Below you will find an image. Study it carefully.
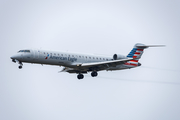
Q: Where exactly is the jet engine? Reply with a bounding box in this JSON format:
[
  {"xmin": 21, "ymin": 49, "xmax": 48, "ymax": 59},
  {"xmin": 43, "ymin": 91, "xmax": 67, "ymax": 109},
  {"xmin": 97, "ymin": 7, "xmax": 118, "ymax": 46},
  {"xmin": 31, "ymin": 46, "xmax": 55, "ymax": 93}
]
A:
[{"xmin": 113, "ymin": 54, "xmax": 126, "ymax": 60}]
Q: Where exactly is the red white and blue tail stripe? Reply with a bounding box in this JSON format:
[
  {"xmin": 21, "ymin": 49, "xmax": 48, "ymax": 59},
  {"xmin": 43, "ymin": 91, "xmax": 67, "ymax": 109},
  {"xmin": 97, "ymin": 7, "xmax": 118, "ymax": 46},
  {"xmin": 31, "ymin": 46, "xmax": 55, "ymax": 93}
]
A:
[
  {"xmin": 127, "ymin": 48, "xmax": 144, "ymax": 59},
  {"xmin": 125, "ymin": 43, "xmax": 145, "ymax": 66}
]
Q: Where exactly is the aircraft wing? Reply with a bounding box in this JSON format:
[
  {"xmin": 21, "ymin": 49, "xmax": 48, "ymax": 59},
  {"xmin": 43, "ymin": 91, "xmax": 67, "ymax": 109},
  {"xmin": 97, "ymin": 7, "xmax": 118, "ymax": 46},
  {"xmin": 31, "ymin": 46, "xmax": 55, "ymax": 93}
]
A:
[
  {"xmin": 61, "ymin": 58, "xmax": 133, "ymax": 73},
  {"xmin": 77, "ymin": 58, "xmax": 133, "ymax": 67},
  {"xmin": 67, "ymin": 58, "xmax": 134, "ymax": 73}
]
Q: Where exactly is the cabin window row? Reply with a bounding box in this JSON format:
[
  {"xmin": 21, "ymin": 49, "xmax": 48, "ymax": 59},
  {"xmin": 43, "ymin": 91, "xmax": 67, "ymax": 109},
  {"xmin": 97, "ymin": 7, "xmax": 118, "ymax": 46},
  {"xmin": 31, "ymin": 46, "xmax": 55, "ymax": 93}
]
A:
[{"xmin": 43, "ymin": 52, "xmax": 109, "ymax": 61}]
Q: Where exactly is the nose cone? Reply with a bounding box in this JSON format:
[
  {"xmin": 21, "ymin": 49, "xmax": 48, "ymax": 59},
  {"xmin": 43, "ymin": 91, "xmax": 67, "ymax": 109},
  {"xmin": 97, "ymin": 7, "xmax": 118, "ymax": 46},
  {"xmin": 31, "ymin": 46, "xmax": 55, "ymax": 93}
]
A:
[
  {"xmin": 138, "ymin": 62, "xmax": 141, "ymax": 66},
  {"xmin": 10, "ymin": 54, "xmax": 22, "ymax": 60}
]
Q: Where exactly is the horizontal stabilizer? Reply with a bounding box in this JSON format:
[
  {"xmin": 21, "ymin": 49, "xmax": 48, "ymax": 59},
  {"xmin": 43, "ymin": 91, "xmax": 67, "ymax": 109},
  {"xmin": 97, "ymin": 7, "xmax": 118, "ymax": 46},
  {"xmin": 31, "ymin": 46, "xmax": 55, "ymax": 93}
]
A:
[
  {"xmin": 127, "ymin": 43, "xmax": 165, "ymax": 59},
  {"xmin": 136, "ymin": 44, "xmax": 165, "ymax": 49}
]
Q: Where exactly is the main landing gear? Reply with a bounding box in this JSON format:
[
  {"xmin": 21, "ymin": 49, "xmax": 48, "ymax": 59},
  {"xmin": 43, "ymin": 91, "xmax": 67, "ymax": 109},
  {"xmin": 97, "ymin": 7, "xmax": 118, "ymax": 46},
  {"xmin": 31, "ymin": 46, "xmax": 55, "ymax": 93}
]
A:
[
  {"xmin": 77, "ymin": 71, "xmax": 98, "ymax": 79},
  {"xmin": 77, "ymin": 73, "xmax": 84, "ymax": 79},
  {"xmin": 91, "ymin": 71, "xmax": 98, "ymax": 77}
]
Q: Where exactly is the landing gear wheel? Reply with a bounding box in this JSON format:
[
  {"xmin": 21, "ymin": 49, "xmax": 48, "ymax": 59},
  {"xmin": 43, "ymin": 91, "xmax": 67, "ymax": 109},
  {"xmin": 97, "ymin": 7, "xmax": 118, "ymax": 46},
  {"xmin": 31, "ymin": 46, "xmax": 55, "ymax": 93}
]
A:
[
  {"xmin": 19, "ymin": 66, "xmax": 22, "ymax": 69},
  {"xmin": 77, "ymin": 74, "xmax": 84, "ymax": 79},
  {"xmin": 91, "ymin": 71, "xmax": 98, "ymax": 77}
]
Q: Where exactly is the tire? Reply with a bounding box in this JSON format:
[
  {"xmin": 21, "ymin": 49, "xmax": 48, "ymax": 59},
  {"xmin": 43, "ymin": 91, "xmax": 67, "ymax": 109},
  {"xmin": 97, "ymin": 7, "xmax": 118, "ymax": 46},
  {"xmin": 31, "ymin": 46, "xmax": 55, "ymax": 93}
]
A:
[
  {"xmin": 77, "ymin": 74, "xmax": 84, "ymax": 79},
  {"xmin": 91, "ymin": 71, "xmax": 98, "ymax": 77},
  {"xmin": 19, "ymin": 66, "xmax": 22, "ymax": 69}
]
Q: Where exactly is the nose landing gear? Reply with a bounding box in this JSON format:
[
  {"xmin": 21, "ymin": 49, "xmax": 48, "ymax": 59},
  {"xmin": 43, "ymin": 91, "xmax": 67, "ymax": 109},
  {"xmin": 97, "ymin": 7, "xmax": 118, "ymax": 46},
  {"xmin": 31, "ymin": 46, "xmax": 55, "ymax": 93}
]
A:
[
  {"xmin": 11, "ymin": 59, "xmax": 23, "ymax": 69},
  {"xmin": 18, "ymin": 62, "xmax": 23, "ymax": 69},
  {"xmin": 12, "ymin": 59, "xmax": 16, "ymax": 63},
  {"xmin": 17, "ymin": 61, "xmax": 23, "ymax": 69},
  {"xmin": 19, "ymin": 65, "xmax": 22, "ymax": 69}
]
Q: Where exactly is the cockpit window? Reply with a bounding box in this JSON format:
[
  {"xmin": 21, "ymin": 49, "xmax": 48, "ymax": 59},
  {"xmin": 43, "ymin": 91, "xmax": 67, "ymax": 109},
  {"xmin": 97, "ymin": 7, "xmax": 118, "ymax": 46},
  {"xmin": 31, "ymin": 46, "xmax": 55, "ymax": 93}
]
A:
[{"xmin": 18, "ymin": 50, "xmax": 30, "ymax": 53}]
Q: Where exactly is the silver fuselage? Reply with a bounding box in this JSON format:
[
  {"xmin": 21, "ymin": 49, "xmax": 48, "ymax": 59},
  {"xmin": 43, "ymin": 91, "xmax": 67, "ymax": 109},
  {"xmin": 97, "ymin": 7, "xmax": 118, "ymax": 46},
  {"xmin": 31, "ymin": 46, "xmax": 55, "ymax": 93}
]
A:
[{"xmin": 11, "ymin": 49, "xmax": 139, "ymax": 72}]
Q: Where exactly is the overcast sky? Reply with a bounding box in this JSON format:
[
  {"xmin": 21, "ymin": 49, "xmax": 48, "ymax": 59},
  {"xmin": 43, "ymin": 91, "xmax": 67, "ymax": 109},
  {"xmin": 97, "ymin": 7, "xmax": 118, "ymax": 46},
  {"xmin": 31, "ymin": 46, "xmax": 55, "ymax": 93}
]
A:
[{"xmin": 1, "ymin": 0, "xmax": 180, "ymax": 120}]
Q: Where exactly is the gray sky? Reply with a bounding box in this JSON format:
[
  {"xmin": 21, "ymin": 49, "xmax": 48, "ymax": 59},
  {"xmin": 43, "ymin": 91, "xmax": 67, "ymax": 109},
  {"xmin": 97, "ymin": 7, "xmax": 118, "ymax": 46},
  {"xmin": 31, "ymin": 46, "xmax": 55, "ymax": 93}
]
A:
[{"xmin": 1, "ymin": 0, "xmax": 180, "ymax": 120}]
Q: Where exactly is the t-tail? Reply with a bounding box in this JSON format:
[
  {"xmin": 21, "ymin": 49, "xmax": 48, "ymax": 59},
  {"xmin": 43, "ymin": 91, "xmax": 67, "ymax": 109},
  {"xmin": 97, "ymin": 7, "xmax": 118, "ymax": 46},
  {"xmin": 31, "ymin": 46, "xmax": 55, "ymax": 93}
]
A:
[{"xmin": 126, "ymin": 43, "xmax": 165, "ymax": 67}]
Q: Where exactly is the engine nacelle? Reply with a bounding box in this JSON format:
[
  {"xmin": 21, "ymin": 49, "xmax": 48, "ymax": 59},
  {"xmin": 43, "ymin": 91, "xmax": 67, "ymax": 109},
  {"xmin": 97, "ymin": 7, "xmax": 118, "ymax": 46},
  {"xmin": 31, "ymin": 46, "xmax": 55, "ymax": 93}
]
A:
[{"xmin": 113, "ymin": 54, "xmax": 126, "ymax": 60}]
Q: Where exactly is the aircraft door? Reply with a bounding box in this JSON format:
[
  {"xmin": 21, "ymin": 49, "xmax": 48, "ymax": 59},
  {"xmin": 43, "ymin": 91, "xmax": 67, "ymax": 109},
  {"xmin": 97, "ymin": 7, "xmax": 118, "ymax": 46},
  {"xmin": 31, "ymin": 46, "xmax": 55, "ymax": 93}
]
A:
[
  {"xmin": 33, "ymin": 50, "xmax": 39, "ymax": 60},
  {"xmin": 21, "ymin": 53, "xmax": 23, "ymax": 60}
]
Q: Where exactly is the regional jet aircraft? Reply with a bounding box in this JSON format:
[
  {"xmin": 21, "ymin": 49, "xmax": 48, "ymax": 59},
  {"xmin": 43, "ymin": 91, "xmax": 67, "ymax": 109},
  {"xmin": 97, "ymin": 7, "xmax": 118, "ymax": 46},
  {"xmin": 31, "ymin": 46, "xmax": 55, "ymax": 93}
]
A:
[{"xmin": 10, "ymin": 43, "xmax": 164, "ymax": 79}]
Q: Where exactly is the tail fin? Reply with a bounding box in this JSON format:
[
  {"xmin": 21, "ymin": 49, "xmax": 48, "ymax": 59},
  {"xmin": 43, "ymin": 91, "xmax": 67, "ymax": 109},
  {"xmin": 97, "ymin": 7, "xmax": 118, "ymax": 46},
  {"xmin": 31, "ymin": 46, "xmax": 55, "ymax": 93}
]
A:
[
  {"xmin": 126, "ymin": 43, "xmax": 165, "ymax": 66},
  {"xmin": 127, "ymin": 43, "xmax": 146, "ymax": 60}
]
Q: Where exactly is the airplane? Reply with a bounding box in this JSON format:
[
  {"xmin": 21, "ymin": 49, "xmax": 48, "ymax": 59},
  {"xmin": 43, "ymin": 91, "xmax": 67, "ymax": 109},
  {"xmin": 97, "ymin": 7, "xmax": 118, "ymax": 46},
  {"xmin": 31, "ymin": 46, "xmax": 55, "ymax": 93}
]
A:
[{"xmin": 10, "ymin": 43, "xmax": 164, "ymax": 79}]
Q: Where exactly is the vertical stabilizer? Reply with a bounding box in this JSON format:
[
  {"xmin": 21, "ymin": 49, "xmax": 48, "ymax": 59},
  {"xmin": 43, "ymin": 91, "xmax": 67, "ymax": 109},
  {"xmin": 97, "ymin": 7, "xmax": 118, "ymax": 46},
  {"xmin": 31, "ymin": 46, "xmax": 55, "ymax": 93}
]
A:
[
  {"xmin": 127, "ymin": 43, "xmax": 146, "ymax": 59},
  {"xmin": 126, "ymin": 43, "xmax": 165, "ymax": 66}
]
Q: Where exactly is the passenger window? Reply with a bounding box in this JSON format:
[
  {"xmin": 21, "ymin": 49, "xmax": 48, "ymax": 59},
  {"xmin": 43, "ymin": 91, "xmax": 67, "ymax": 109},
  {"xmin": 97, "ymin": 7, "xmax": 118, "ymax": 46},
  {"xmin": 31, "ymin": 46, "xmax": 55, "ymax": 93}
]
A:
[{"xmin": 61, "ymin": 54, "xmax": 63, "ymax": 56}]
